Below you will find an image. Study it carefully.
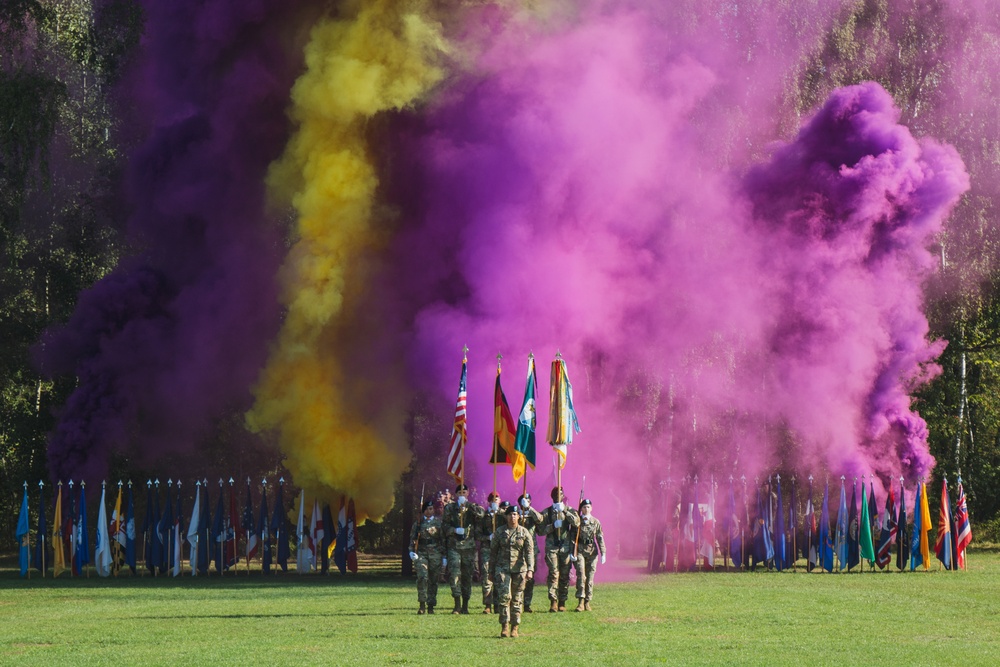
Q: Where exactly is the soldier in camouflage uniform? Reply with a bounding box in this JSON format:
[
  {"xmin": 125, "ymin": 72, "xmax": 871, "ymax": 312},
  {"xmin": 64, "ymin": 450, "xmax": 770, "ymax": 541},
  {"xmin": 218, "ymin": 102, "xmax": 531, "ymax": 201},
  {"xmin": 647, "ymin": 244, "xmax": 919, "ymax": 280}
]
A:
[
  {"xmin": 409, "ymin": 499, "xmax": 444, "ymax": 615},
  {"xmin": 490, "ymin": 505, "xmax": 535, "ymax": 638},
  {"xmin": 442, "ymin": 483, "xmax": 484, "ymax": 614},
  {"xmin": 568, "ymin": 498, "xmax": 606, "ymax": 611},
  {"xmin": 516, "ymin": 492, "xmax": 544, "ymax": 612},
  {"xmin": 477, "ymin": 492, "xmax": 503, "ymax": 613},
  {"xmin": 539, "ymin": 486, "xmax": 580, "ymax": 612}
]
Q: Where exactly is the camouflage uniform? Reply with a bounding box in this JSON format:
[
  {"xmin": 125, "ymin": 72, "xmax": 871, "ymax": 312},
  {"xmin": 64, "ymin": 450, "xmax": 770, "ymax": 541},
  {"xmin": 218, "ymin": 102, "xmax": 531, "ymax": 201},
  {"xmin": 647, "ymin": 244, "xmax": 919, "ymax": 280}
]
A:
[
  {"xmin": 540, "ymin": 503, "xmax": 580, "ymax": 608},
  {"xmin": 517, "ymin": 505, "xmax": 544, "ymax": 610},
  {"xmin": 569, "ymin": 513, "xmax": 606, "ymax": 603},
  {"xmin": 477, "ymin": 507, "xmax": 503, "ymax": 608},
  {"xmin": 409, "ymin": 515, "xmax": 444, "ymax": 610},
  {"xmin": 443, "ymin": 500, "xmax": 484, "ymax": 609},
  {"xmin": 490, "ymin": 522, "xmax": 535, "ymax": 631}
]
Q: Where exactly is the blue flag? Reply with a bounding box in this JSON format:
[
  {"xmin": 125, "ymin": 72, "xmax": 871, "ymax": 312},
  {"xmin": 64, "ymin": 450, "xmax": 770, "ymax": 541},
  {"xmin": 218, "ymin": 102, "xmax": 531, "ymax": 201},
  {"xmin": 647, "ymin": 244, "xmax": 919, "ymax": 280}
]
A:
[
  {"xmin": 334, "ymin": 497, "xmax": 347, "ymax": 574},
  {"xmin": 259, "ymin": 488, "xmax": 272, "ymax": 575},
  {"xmin": 151, "ymin": 486, "xmax": 163, "ymax": 574},
  {"xmin": 819, "ymin": 481, "xmax": 834, "ymax": 572},
  {"xmin": 160, "ymin": 486, "xmax": 174, "ymax": 573},
  {"xmin": 16, "ymin": 487, "xmax": 30, "ymax": 577},
  {"xmin": 125, "ymin": 486, "xmax": 136, "ymax": 573},
  {"xmin": 271, "ymin": 482, "xmax": 290, "ymax": 572},
  {"xmin": 75, "ymin": 484, "xmax": 90, "ymax": 572},
  {"xmin": 786, "ymin": 479, "xmax": 798, "ymax": 568},
  {"xmin": 910, "ymin": 483, "xmax": 923, "ymax": 570},
  {"xmin": 33, "ymin": 484, "xmax": 49, "ymax": 574},
  {"xmin": 752, "ymin": 485, "xmax": 774, "ymax": 567},
  {"xmin": 834, "ymin": 480, "xmax": 848, "ymax": 570},
  {"xmin": 774, "ymin": 478, "xmax": 786, "ymax": 572}
]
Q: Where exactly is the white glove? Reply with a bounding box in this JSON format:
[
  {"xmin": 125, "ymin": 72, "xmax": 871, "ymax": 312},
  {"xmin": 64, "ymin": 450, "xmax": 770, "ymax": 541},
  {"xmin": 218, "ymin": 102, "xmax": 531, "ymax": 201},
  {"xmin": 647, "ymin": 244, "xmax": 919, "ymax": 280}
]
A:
[
  {"xmin": 489, "ymin": 533, "xmax": 494, "ymax": 541},
  {"xmin": 553, "ymin": 502, "xmax": 564, "ymax": 512},
  {"xmin": 554, "ymin": 519, "xmax": 563, "ymax": 528},
  {"xmin": 455, "ymin": 526, "xmax": 465, "ymax": 536},
  {"xmin": 409, "ymin": 551, "xmax": 418, "ymax": 561},
  {"xmin": 569, "ymin": 554, "xmax": 577, "ymax": 562},
  {"xmin": 601, "ymin": 554, "xmax": 606, "ymax": 565},
  {"xmin": 442, "ymin": 558, "xmax": 447, "ymax": 567}
]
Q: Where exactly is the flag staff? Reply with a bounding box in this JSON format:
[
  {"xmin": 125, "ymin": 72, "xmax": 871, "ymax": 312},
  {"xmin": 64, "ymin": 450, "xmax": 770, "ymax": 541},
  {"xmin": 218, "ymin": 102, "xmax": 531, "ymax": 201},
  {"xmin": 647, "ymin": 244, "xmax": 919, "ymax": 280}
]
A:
[
  {"xmin": 462, "ymin": 345, "xmax": 468, "ymax": 486},
  {"xmin": 69, "ymin": 479, "xmax": 75, "ymax": 578},
  {"xmin": 219, "ymin": 478, "xmax": 224, "ymax": 576},
  {"xmin": 494, "ymin": 353, "xmax": 501, "ymax": 495},
  {"xmin": 555, "ymin": 350, "xmax": 562, "ymax": 493},
  {"xmin": 39, "ymin": 480, "xmax": 46, "ymax": 578},
  {"xmin": 25, "ymin": 481, "xmax": 31, "ymax": 580},
  {"xmin": 167, "ymin": 479, "xmax": 174, "ymax": 578},
  {"xmin": 177, "ymin": 479, "xmax": 183, "ymax": 576},
  {"xmin": 740, "ymin": 475, "xmax": 747, "ymax": 570},
  {"xmin": 725, "ymin": 475, "xmax": 732, "ymax": 571},
  {"xmin": 229, "ymin": 477, "xmax": 235, "ymax": 577},
  {"xmin": 807, "ymin": 475, "xmax": 813, "ymax": 574},
  {"xmin": 82, "ymin": 480, "xmax": 89, "ymax": 578},
  {"xmin": 246, "ymin": 477, "xmax": 252, "ymax": 576},
  {"xmin": 58, "ymin": 480, "xmax": 64, "ymax": 578},
  {"xmin": 858, "ymin": 476, "xmax": 864, "ymax": 574},
  {"xmin": 523, "ymin": 352, "xmax": 534, "ymax": 497},
  {"xmin": 114, "ymin": 481, "xmax": 122, "ymax": 577},
  {"xmin": 790, "ymin": 476, "xmax": 796, "ymax": 572}
]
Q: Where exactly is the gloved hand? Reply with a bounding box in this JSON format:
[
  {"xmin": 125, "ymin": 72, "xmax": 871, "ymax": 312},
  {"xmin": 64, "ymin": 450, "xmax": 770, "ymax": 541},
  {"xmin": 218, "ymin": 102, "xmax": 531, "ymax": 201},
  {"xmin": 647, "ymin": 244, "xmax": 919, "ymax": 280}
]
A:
[
  {"xmin": 601, "ymin": 554, "xmax": 606, "ymax": 565},
  {"xmin": 455, "ymin": 526, "xmax": 465, "ymax": 536},
  {"xmin": 554, "ymin": 519, "xmax": 563, "ymax": 529},
  {"xmin": 442, "ymin": 558, "xmax": 448, "ymax": 567},
  {"xmin": 569, "ymin": 554, "xmax": 577, "ymax": 562},
  {"xmin": 553, "ymin": 502, "xmax": 563, "ymax": 512},
  {"xmin": 409, "ymin": 551, "xmax": 418, "ymax": 561},
  {"xmin": 489, "ymin": 533, "xmax": 494, "ymax": 541}
]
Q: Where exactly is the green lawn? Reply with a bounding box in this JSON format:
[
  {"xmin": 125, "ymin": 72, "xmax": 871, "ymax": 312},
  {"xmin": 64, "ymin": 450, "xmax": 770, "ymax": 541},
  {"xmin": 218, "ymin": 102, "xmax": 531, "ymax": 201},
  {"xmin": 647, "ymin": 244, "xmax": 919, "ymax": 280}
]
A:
[{"xmin": 2, "ymin": 551, "xmax": 998, "ymax": 666}]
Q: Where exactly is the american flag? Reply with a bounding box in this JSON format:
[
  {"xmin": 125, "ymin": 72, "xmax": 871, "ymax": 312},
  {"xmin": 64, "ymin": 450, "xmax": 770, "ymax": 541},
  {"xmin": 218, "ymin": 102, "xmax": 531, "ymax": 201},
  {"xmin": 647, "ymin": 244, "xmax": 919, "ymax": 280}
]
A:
[
  {"xmin": 446, "ymin": 355, "xmax": 468, "ymax": 483},
  {"xmin": 875, "ymin": 485, "xmax": 897, "ymax": 569},
  {"xmin": 955, "ymin": 478, "xmax": 972, "ymax": 569}
]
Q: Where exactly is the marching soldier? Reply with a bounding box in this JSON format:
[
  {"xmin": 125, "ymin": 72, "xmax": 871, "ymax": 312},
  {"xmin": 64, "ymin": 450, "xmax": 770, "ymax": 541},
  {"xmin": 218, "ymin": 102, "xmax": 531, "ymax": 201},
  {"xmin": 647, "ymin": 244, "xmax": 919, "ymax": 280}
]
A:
[
  {"xmin": 442, "ymin": 483, "xmax": 484, "ymax": 614},
  {"xmin": 516, "ymin": 492, "xmax": 544, "ymax": 612},
  {"xmin": 569, "ymin": 498, "xmax": 606, "ymax": 611},
  {"xmin": 409, "ymin": 499, "xmax": 444, "ymax": 615},
  {"xmin": 477, "ymin": 492, "xmax": 503, "ymax": 613},
  {"xmin": 539, "ymin": 486, "xmax": 579, "ymax": 612},
  {"xmin": 490, "ymin": 505, "xmax": 535, "ymax": 638}
]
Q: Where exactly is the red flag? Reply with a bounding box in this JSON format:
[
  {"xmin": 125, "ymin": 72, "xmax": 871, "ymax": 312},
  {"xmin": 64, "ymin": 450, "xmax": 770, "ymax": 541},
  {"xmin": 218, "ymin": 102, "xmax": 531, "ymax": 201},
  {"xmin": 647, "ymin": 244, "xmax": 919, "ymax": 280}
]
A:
[
  {"xmin": 491, "ymin": 363, "xmax": 517, "ymax": 465},
  {"xmin": 955, "ymin": 479, "xmax": 972, "ymax": 569}
]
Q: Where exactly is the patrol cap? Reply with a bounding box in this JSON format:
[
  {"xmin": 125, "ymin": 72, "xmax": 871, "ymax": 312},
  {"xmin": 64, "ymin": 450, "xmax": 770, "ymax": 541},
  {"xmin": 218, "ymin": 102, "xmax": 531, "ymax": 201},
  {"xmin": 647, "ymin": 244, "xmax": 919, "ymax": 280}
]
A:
[{"xmin": 455, "ymin": 483, "xmax": 469, "ymax": 493}]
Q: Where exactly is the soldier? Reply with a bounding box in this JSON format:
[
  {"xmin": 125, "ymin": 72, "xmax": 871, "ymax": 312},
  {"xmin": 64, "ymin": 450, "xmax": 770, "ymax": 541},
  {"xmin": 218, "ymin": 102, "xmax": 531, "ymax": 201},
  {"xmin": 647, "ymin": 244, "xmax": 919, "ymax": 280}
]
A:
[
  {"xmin": 442, "ymin": 483, "xmax": 484, "ymax": 614},
  {"xmin": 539, "ymin": 486, "xmax": 579, "ymax": 612},
  {"xmin": 516, "ymin": 492, "xmax": 544, "ymax": 612},
  {"xmin": 490, "ymin": 504, "xmax": 535, "ymax": 638},
  {"xmin": 409, "ymin": 499, "xmax": 444, "ymax": 615},
  {"xmin": 477, "ymin": 492, "xmax": 503, "ymax": 613},
  {"xmin": 569, "ymin": 498, "xmax": 606, "ymax": 611}
]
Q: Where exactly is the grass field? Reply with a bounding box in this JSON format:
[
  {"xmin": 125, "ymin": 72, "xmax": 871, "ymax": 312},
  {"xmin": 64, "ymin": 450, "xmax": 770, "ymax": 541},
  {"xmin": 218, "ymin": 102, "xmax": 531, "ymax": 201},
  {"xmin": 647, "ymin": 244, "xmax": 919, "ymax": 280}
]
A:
[{"xmin": 2, "ymin": 550, "xmax": 999, "ymax": 666}]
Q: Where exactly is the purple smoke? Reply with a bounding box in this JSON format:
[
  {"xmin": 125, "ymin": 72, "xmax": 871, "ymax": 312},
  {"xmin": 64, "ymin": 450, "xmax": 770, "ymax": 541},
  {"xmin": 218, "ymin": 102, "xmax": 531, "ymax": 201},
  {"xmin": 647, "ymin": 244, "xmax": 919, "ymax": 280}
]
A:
[{"xmin": 37, "ymin": 0, "xmax": 306, "ymax": 481}]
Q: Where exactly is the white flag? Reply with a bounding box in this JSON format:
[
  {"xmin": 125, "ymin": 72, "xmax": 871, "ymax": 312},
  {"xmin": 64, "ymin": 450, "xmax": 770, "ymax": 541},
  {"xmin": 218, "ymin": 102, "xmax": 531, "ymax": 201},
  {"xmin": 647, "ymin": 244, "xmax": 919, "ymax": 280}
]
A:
[
  {"xmin": 187, "ymin": 486, "xmax": 201, "ymax": 576},
  {"xmin": 95, "ymin": 487, "xmax": 112, "ymax": 577}
]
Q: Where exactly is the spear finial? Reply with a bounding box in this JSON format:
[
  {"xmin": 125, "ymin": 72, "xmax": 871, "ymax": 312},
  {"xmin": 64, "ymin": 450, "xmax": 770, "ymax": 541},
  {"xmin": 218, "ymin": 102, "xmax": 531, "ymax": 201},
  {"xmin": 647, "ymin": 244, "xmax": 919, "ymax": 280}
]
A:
[
  {"xmin": 118, "ymin": 480, "xmax": 123, "ymax": 488},
  {"xmin": 279, "ymin": 477, "xmax": 285, "ymax": 485},
  {"xmin": 228, "ymin": 477, "xmax": 234, "ymax": 485},
  {"xmin": 23, "ymin": 481, "xmax": 27, "ymax": 491},
  {"xmin": 102, "ymin": 480, "xmax": 106, "ymax": 490},
  {"xmin": 38, "ymin": 480, "xmax": 44, "ymax": 490},
  {"xmin": 177, "ymin": 480, "xmax": 182, "ymax": 490},
  {"xmin": 128, "ymin": 480, "xmax": 133, "ymax": 489}
]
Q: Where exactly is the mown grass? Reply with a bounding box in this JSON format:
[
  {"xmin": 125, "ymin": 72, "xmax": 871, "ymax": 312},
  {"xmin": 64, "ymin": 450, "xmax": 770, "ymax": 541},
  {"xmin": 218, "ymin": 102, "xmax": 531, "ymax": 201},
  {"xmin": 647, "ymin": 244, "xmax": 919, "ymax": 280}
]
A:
[{"xmin": 1, "ymin": 550, "xmax": 999, "ymax": 666}]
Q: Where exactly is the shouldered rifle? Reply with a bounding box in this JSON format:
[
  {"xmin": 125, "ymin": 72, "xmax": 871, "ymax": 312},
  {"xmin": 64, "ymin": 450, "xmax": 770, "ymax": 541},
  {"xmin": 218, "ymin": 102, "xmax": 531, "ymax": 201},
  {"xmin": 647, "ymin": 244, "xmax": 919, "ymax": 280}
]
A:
[
  {"xmin": 574, "ymin": 476, "xmax": 586, "ymax": 559},
  {"xmin": 413, "ymin": 483, "xmax": 425, "ymax": 553}
]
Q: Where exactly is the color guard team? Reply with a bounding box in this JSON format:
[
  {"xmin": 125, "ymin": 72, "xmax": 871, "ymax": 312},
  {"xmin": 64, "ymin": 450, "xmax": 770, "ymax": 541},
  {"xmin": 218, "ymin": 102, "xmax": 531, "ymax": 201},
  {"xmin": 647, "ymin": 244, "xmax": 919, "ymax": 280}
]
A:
[{"xmin": 409, "ymin": 484, "xmax": 606, "ymax": 638}]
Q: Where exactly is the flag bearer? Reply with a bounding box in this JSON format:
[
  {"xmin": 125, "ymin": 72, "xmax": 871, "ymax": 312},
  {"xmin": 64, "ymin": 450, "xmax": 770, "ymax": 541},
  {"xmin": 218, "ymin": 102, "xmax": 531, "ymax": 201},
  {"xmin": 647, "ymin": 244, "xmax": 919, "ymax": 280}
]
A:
[
  {"xmin": 569, "ymin": 498, "xmax": 606, "ymax": 611},
  {"xmin": 490, "ymin": 505, "xmax": 535, "ymax": 638},
  {"xmin": 410, "ymin": 499, "xmax": 444, "ymax": 615},
  {"xmin": 443, "ymin": 484, "xmax": 484, "ymax": 614},
  {"xmin": 539, "ymin": 486, "xmax": 579, "ymax": 612},
  {"xmin": 478, "ymin": 492, "xmax": 503, "ymax": 613},
  {"xmin": 516, "ymin": 492, "xmax": 544, "ymax": 612}
]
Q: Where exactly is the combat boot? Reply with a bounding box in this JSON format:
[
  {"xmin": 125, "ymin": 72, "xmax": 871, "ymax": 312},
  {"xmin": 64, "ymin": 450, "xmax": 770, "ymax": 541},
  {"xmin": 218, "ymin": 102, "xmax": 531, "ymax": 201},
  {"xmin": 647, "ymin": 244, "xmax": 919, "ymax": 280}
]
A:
[
  {"xmin": 482, "ymin": 604, "xmax": 492, "ymax": 614},
  {"xmin": 549, "ymin": 600, "xmax": 558, "ymax": 613},
  {"xmin": 500, "ymin": 624, "xmax": 510, "ymax": 638},
  {"xmin": 461, "ymin": 595, "xmax": 470, "ymax": 614},
  {"xmin": 451, "ymin": 595, "xmax": 461, "ymax": 614},
  {"xmin": 418, "ymin": 602, "xmax": 426, "ymax": 615},
  {"xmin": 558, "ymin": 601, "xmax": 567, "ymax": 612},
  {"xmin": 428, "ymin": 605, "xmax": 435, "ymax": 614},
  {"xmin": 524, "ymin": 604, "xmax": 533, "ymax": 613},
  {"xmin": 511, "ymin": 625, "xmax": 519, "ymax": 638},
  {"xmin": 575, "ymin": 599, "xmax": 584, "ymax": 612},
  {"xmin": 584, "ymin": 600, "xmax": 591, "ymax": 611}
]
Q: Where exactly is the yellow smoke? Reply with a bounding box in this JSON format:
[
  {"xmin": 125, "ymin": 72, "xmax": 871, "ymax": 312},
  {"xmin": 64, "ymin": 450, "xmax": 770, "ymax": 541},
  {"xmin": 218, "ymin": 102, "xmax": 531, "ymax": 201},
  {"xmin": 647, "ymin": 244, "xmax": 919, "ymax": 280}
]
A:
[{"xmin": 247, "ymin": 0, "xmax": 449, "ymax": 521}]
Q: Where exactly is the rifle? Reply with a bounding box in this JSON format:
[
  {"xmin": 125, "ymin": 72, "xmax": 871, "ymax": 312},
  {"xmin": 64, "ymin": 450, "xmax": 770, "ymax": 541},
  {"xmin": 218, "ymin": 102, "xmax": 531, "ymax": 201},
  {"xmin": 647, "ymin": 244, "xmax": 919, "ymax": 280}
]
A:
[
  {"xmin": 573, "ymin": 476, "xmax": 586, "ymax": 559},
  {"xmin": 413, "ymin": 483, "xmax": 426, "ymax": 555}
]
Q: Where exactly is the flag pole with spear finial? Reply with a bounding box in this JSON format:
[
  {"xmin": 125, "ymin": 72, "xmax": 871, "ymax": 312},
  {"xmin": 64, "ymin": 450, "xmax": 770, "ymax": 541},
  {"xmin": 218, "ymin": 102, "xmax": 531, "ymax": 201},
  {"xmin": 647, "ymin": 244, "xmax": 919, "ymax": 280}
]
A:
[{"xmin": 494, "ymin": 352, "xmax": 501, "ymax": 495}]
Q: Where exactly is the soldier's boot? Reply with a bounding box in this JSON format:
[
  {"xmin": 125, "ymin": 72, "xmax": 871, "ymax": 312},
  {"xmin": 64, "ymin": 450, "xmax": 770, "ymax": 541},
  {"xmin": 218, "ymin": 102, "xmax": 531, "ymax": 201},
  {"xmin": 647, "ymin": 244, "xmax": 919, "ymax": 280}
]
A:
[
  {"xmin": 575, "ymin": 599, "xmax": 585, "ymax": 612},
  {"xmin": 461, "ymin": 595, "xmax": 470, "ymax": 614},
  {"xmin": 558, "ymin": 600, "xmax": 567, "ymax": 612},
  {"xmin": 451, "ymin": 596, "xmax": 461, "ymax": 614},
  {"xmin": 524, "ymin": 604, "xmax": 533, "ymax": 613},
  {"xmin": 549, "ymin": 600, "xmax": 558, "ymax": 613},
  {"xmin": 584, "ymin": 600, "xmax": 592, "ymax": 612},
  {"xmin": 482, "ymin": 604, "xmax": 492, "ymax": 614},
  {"xmin": 510, "ymin": 625, "xmax": 519, "ymax": 638},
  {"xmin": 418, "ymin": 602, "xmax": 426, "ymax": 615},
  {"xmin": 500, "ymin": 624, "xmax": 510, "ymax": 638},
  {"xmin": 428, "ymin": 605, "xmax": 435, "ymax": 615}
]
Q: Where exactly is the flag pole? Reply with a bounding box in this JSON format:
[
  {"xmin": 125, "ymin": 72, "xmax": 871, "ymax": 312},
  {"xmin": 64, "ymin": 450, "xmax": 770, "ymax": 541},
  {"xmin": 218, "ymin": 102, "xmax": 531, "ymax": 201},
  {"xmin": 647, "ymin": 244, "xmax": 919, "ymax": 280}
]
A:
[
  {"xmin": 247, "ymin": 477, "xmax": 252, "ymax": 576},
  {"xmin": 494, "ymin": 354, "xmax": 501, "ymax": 495},
  {"xmin": 39, "ymin": 480, "xmax": 46, "ymax": 578},
  {"xmin": 25, "ymin": 481, "xmax": 31, "ymax": 580},
  {"xmin": 740, "ymin": 475, "xmax": 747, "ymax": 571},
  {"xmin": 82, "ymin": 480, "xmax": 89, "ymax": 579}
]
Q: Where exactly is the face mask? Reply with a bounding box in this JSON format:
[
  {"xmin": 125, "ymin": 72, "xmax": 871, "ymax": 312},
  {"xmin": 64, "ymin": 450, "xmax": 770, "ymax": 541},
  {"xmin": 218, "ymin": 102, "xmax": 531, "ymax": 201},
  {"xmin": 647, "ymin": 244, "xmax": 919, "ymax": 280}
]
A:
[
  {"xmin": 520, "ymin": 499, "xmax": 530, "ymax": 509},
  {"xmin": 490, "ymin": 502, "xmax": 499, "ymax": 512},
  {"xmin": 457, "ymin": 495, "xmax": 467, "ymax": 506}
]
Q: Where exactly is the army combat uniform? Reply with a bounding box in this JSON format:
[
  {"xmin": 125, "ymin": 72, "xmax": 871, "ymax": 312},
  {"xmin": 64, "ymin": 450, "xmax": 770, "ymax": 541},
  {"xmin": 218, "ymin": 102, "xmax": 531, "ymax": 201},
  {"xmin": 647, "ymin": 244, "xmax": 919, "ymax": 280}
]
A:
[
  {"xmin": 409, "ymin": 514, "xmax": 444, "ymax": 613},
  {"xmin": 490, "ymin": 521, "xmax": 535, "ymax": 635},
  {"xmin": 569, "ymin": 513, "xmax": 606, "ymax": 608},
  {"xmin": 540, "ymin": 503, "xmax": 580, "ymax": 611},
  {"xmin": 443, "ymin": 500, "xmax": 484, "ymax": 613},
  {"xmin": 477, "ymin": 507, "xmax": 503, "ymax": 610},
  {"xmin": 517, "ymin": 505, "xmax": 544, "ymax": 611}
]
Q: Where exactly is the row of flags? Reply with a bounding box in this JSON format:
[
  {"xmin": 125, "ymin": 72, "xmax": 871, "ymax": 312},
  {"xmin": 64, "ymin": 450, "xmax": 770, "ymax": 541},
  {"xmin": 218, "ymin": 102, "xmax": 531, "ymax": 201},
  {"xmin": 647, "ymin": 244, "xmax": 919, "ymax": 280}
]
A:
[
  {"xmin": 14, "ymin": 478, "xmax": 359, "ymax": 578},
  {"xmin": 654, "ymin": 473, "xmax": 973, "ymax": 573},
  {"xmin": 448, "ymin": 352, "xmax": 581, "ymax": 485}
]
